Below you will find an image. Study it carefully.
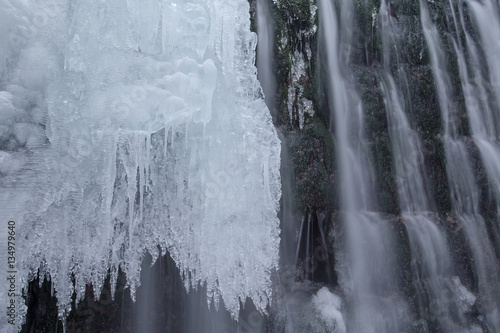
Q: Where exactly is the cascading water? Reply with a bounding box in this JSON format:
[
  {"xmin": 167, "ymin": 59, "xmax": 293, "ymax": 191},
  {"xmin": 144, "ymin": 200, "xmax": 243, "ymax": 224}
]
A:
[
  {"xmin": 420, "ymin": 1, "xmax": 500, "ymax": 330},
  {"xmin": 379, "ymin": 1, "xmax": 475, "ymax": 330},
  {"xmin": 432, "ymin": 0, "xmax": 500, "ymax": 330},
  {"xmin": 0, "ymin": 0, "xmax": 281, "ymax": 331},
  {"xmin": 451, "ymin": 0, "xmax": 500, "ymax": 251},
  {"xmin": 466, "ymin": 0, "xmax": 500, "ymax": 112},
  {"xmin": 319, "ymin": 0, "xmax": 409, "ymax": 331}
]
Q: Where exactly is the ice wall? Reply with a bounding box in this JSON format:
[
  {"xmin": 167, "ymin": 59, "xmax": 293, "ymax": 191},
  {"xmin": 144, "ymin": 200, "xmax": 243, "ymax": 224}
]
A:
[{"xmin": 0, "ymin": 0, "xmax": 281, "ymax": 328}]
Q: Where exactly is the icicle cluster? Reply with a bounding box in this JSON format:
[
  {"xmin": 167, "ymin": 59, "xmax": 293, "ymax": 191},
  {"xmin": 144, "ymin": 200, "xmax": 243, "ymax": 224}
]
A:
[{"xmin": 0, "ymin": 0, "xmax": 281, "ymax": 328}]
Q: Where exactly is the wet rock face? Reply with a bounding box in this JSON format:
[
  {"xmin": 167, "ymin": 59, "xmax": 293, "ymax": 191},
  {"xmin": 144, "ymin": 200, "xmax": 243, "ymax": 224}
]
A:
[
  {"xmin": 260, "ymin": 0, "xmax": 468, "ymax": 218},
  {"xmin": 253, "ymin": 4, "xmax": 492, "ymax": 315},
  {"xmin": 286, "ymin": 121, "xmax": 336, "ymax": 212}
]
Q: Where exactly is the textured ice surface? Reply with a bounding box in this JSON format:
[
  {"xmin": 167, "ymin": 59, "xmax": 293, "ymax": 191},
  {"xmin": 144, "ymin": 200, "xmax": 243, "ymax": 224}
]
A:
[{"xmin": 0, "ymin": 0, "xmax": 281, "ymax": 327}]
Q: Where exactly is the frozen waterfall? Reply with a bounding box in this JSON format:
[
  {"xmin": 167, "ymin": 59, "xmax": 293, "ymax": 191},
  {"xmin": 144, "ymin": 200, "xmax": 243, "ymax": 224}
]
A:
[{"xmin": 0, "ymin": 0, "xmax": 281, "ymax": 330}]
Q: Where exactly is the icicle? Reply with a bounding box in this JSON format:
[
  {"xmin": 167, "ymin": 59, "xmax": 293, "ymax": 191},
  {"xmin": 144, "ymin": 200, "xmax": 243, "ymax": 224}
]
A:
[{"xmin": 3, "ymin": 0, "xmax": 280, "ymax": 324}]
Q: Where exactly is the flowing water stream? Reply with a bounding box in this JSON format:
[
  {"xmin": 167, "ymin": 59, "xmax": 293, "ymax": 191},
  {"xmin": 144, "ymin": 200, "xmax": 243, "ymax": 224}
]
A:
[
  {"xmin": 379, "ymin": 1, "xmax": 475, "ymax": 330},
  {"xmin": 319, "ymin": 0, "xmax": 410, "ymax": 331}
]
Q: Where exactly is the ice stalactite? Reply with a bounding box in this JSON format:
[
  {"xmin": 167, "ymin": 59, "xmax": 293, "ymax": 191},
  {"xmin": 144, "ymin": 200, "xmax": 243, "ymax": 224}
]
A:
[{"xmin": 0, "ymin": 0, "xmax": 281, "ymax": 329}]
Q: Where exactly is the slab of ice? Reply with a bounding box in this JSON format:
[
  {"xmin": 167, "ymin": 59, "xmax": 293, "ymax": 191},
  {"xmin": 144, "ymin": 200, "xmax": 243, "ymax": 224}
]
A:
[{"xmin": 0, "ymin": 0, "xmax": 281, "ymax": 328}]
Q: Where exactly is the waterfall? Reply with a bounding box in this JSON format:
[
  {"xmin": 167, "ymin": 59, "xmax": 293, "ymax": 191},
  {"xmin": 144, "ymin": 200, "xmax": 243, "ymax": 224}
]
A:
[
  {"xmin": 440, "ymin": 0, "xmax": 500, "ymax": 329},
  {"xmin": 420, "ymin": 0, "xmax": 500, "ymax": 330},
  {"xmin": 466, "ymin": 0, "xmax": 500, "ymax": 112},
  {"xmin": 456, "ymin": 0, "xmax": 500, "ymax": 247},
  {"xmin": 319, "ymin": 0, "xmax": 410, "ymax": 331},
  {"xmin": 376, "ymin": 1, "xmax": 476, "ymax": 330}
]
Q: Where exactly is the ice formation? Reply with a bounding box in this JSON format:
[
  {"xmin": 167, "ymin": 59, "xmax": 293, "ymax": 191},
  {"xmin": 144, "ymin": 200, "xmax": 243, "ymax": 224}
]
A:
[{"xmin": 0, "ymin": 0, "xmax": 281, "ymax": 328}]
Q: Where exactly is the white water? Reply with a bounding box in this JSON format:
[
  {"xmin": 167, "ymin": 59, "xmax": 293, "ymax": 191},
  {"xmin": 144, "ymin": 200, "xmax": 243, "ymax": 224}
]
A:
[
  {"xmin": 466, "ymin": 0, "xmax": 500, "ymax": 115},
  {"xmin": 444, "ymin": 0, "xmax": 500, "ymax": 329},
  {"xmin": 0, "ymin": 0, "xmax": 281, "ymax": 329},
  {"xmin": 458, "ymin": 0, "xmax": 500, "ymax": 225},
  {"xmin": 379, "ymin": 2, "xmax": 475, "ymax": 331},
  {"xmin": 319, "ymin": 0, "xmax": 410, "ymax": 331},
  {"xmin": 420, "ymin": 0, "xmax": 500, "ymax": 330}
]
